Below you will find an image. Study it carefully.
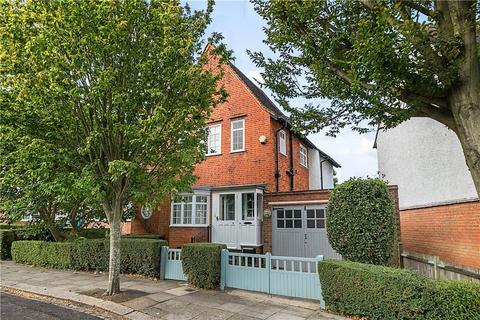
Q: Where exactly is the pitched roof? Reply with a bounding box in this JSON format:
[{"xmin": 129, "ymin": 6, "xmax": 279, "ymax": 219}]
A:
[{"xmin": 229, "ymin": 62, "xmax": 341, "ymax": 168}]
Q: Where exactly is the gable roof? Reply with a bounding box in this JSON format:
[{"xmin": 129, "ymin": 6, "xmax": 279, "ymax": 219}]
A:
[{"xmin": 228, "ymin": 62, "xmax": 341, "ymax": 168}]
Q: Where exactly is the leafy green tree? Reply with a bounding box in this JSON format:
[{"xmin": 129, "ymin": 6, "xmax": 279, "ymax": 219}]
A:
[
  {"xmin": 250, "ymin": 0, "xmax": 480, "ymax": 197},
  {"xmin": 0, "ymin": 0, "xmax": 227, "ymax": 294},
  {"xmin": 0, "ymin": 84, "xmax": 100, "ymax": 241}
]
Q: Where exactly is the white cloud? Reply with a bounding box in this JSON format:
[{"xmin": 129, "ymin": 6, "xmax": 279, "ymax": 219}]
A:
[{"xmin": 308, "ymin": 130, "xmax": 378, "ymax": 182}]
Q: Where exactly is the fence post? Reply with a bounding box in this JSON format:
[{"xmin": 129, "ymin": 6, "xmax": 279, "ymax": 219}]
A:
[
  {"xmin": 316, "ymin": 255, "xmax": 325, "ymax": 309},
  {"xmin": 266, "ymin": 252, "xmax": 271, "ymax": 296},
  {"xmin": 220, "ymin": 249, "xmax": 228, "ymax": 291},
  {"xmin": 160, "ymin": 246, "xmax": 168, "ymax": 280}
]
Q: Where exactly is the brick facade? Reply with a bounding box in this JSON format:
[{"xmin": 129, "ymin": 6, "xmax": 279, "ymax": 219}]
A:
[
  {"xmin": 400, "ymin": 200, "xmax": 480, "ymax": 269},
  {"xmin": 125, "ymin": 47, "xmax": 339, "ymax": 250}
]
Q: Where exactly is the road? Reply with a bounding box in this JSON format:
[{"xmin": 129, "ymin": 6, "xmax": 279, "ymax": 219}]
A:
[{"xmin": 0, "ymin": 292, "xmax": 103, "ymax": 320}]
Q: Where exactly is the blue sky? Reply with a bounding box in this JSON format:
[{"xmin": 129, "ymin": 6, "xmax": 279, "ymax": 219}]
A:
[{"xmin": 186, "ymin": 0, "xmax": 378, "ymax": 182}]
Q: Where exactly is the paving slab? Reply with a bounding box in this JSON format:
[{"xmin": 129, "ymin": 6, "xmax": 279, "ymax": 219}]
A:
[{"xmin": 0, "ymin": 261, "xmax": 350, "ymax": 320}]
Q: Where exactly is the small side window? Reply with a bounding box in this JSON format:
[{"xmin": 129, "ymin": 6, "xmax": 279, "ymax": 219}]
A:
[
  {"xmin": 279, "ymin": 130, "xmax": 286, "ymax": 155},
  {"xmin": 299, "ymin": 144, "xmax": 308, "ymax": 168}
]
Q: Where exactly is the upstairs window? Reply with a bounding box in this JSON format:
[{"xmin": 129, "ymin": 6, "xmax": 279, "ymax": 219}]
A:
[
  {"xmin": 299, "ymin": 144, "xmax": 308, "ymax": 168},
  {"xmin": 279, "ymin": 130, "xmax": 286, "ymax": 155},
  {"xmin": 207, "ymin": 124, "xmax": 221, "ymax": 155},
  {"xmin": 231, "ymin": 119, "xmax": 245, "ymax": 152}
]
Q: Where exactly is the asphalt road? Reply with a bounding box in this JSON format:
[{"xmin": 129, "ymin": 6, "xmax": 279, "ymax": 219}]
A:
[{"xmin": 0, "ymin": 292, "xmax": 102, "ymax": 320}]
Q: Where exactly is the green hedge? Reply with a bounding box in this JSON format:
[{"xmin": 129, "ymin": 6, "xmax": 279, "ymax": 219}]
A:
[
  {"xmin": 122, "ymin": 233, "xmax": 164, "ymax": 240},
  {"xmin": 0, "ymin": 230, "xmax": 15, "ymax": 260},
  {"xmin": 11, "ymin": 241, "xmax": 72, "ymax": 268},
  {"xmin": 318, "ymin": 260, "xmax": 480, "ymax": 320},
  {"xmin": 12, "ymin": 238, "xmax": 167, "ymax": 277},
  {"xmin": 182, "ymin": 243, "xmax": 226, "ymax": 289},
  {"xmin": 327, "ymin": 178, "xmax": 395, "ymax": 265}
]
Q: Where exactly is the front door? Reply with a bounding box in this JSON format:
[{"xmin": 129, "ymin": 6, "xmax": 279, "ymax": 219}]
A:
[
  {"xmin": 272, "ymin": 205, "xmax": 340, "ymax": 259},
  {"xmin": 212, "ymin": 189, "xmax": 263, "ymax": 249}
]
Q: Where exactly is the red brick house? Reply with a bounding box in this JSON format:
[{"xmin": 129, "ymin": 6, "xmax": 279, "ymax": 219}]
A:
[{"xmin": 127, "ymin": 46, "xmax": 341, "ymax": 258}]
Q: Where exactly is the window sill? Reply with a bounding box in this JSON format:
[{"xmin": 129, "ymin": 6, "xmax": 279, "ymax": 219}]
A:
[
  {"xmin": 300, "ymin": 164, "xmax": 308, "ymax": 169},
  {"xmin": 206, "ymin": 153, "xmax": 222, "ymax": 157},
  {"xmin": 170, "ymin": 224, "xmax": 210, "ymax": 228},
  {"xmin": 230, "ymin": 149, "xmax": 246, "ymax": 154}
]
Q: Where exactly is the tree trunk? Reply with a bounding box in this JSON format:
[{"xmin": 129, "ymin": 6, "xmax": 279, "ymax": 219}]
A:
[
  {"xmin": 105, "ymin": 203, "xmax": 122, "ymax": 295},
  {"xmin": 450, "ymin": 91, "xmax": 480, "ymax": 198}
]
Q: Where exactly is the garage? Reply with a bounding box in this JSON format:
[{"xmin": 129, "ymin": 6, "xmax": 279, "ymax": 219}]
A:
[{"xmin": 272, "ymin": 205, "xmax": 341, "ymax": 259}]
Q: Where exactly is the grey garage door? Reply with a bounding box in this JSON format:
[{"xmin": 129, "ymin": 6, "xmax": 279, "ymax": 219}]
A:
[{"xmin": 272, "ymin": 205, "xmax": 341, "ymax": 259}]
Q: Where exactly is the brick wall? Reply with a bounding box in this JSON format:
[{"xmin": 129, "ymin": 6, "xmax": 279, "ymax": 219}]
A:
[
  {"xmin": 400, "ymin": 200, "xmax": 480, "ymax": 269},
  {"xmin": 169, "ymin": 227, "xmax": 209, "ymax": 248}
]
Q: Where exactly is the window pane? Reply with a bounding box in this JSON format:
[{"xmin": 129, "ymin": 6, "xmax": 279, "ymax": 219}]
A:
[
  {"xmin": 285, "ymin": 219, "xmax": 293, "ymax": 228},
  {"xmin": 294, "ymin": 210, "xmax": 302, "ymax": 218},
  {"xmin": 220, "ymin": 194, "xmax": 235, "ymax": 221},
  {"xmin": 294, "ymin": 219, "xmax": 302, "ymax": 228},
  {"xmin": 277, "ymin": 210, "xmax": 284, "ymax": 218},
  {"xmin": 195, "ymin": 203, "xmax": 207, "ymax": 224},
  {"xmin": 317, "ymin": 219, "xmax": 325, "ymax": 229},
  {"xmin": 183, "ymin": 204, "xmax": 192, "ymax": 224},
  {"xmin": 279, "ymin": 131, "xmax": 286, "ymax": 155},
  {"xmin": 316, "ymin": 209, "xmax": 325, "ymax": 218},
  {"xmin": 207, "ymin": 125, "xmax": 221, "ymax": 155},
  {"xmin": 307, "ymin": 209, "xmax": 315, "ymax": 218},
  {"xmin": 231, "ymin": 120, "xmax": 244, "ymax": 151},
  {"xmin": 307, "ymin": 219, "xmax": 315, "ymax": 228},
  {"xmin": 285, "ymin": 210, "xmax": 292, "ymax": 218},
  {"xmin": 277, "ymin": 219, "xmax": 284, "ymax": 228},
  {"xmin": 173, "ymin": 204, "xmax": 182, "ymax": 224},
  {"xmin": 242, "ymin": 193, "xmax": 254, "ymax": 220}
]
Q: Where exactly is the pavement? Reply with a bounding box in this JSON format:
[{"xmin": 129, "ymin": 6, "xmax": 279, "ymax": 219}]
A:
[
  {"xmin": 1, "ymin": 292, "xmax": 102, "ymax": 320},
  {"xmin": 0, "ymin": 261, "xmax": 348, "ymax": 320}
]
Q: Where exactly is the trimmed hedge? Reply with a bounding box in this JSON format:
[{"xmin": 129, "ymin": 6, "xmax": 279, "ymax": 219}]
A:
[
  {"xmin": 318, "ymin": 260, "xmax": 480, "ymax": 320},
  {"xmin": 12, "ymin": 238, "xmax": 167, "ymax": 277},
  {"xmin": 182, "ymin": 243, "xmax": 226, "ymax": 289},
  {"xmin": 327, "ymin": 178, "xmax": 395, "ymax": 265},
  {"xmin": 0, "ymin": 230, "xmax": 15, "ymax": 260},
  {"xmin": 122, "ymin": 233, "xmax": 164, "ymax": 240}
]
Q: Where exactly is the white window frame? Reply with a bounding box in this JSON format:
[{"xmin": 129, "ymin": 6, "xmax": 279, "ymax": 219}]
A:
[
  {"xmin": 299, "ymin": 144, "xmax": 308, "ymax": 168},
  {"xmin": 279, "ymin": 130, "xmax": 286, "ymax": 156},
  {"xmin": 206, "ymin": 124, "xmax": 221, "ymax": 156},
  {"xmin": 170, "ymin": 193, "xmax": 210, "ymax": 227},
  {"xmin": 230, "ymin": 119, "xmax": 245, "ymax": 152}
]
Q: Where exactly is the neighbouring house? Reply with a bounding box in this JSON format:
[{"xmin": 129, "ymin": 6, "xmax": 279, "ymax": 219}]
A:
[
  {"xmin": 126, "ymin": 45, "xmax": 343, "ymax": 258},
  {"xmin": 375, "ymin": 117, "xmax": 480, "ymax": 269}
]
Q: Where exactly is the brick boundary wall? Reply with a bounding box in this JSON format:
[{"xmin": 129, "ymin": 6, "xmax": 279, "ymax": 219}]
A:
[{"xmin": 400, "ymin": 200, "xmax": 480, "ymax": 269}]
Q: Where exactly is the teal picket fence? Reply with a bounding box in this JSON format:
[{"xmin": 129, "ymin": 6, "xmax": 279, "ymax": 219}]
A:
[
  {"xmin": 220, "ymin": 250, "xmax": 324, "ymax": 307},
  {"xmin": 160, "ymin": 246, "xmax": 187, "ymax": 281},
  {"xmin": 159, "ymin": 246, "xmax": 324, "ymax": 306}
]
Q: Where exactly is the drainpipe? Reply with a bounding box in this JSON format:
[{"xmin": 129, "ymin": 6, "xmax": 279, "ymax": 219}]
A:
[
  {"xmin": 288, "ymin": 131, "xmax": 294, "ymax": 191},
  {"xmin": 274, "ymin": 119, "xmax": 287, "ymax": 192},
  {"xmin": 320, "ymin": 158, "xmax": 327, "ymax": 190}
]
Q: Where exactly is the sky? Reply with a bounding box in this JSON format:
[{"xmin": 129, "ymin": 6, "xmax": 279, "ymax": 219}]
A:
[{"xmin": 186, "ymin": 0, "xmax": 378, "ymax": 182}]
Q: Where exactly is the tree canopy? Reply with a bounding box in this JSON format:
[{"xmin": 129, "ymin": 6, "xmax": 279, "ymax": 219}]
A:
[
  {"xmin": 250, "ymin": 0, "xmax": 480, "ymax": 196},
  {"xmin": 0, "ymin": 0, "xmax": 227, "ymax": 294}
]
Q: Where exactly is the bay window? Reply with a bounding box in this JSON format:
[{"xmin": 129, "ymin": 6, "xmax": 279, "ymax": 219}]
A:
[{"xmin": 171, "ymin": 194, "xmax": 209, "ymax": 226}]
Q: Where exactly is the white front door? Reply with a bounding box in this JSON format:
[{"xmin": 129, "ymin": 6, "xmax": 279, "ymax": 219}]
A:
[{"xmin": 212, "ymin": 189, "xmax": 263, "ymax": 249}]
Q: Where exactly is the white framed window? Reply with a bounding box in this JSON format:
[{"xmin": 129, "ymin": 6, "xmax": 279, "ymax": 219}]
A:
[
  {"xmin": 219, "ymin": 194, "xmax": 235, "ymax": 221},
  {"xmin": 171, "ymin": 194, "xmax": 209, "ymax": 226},
  {"xmin": 299, "ymin": 144, "xmax": 308, "ymax": 168},
  {"xmin": 241, "ymin": 193, "xmax": 255, "ymax": 221},
  {"xmin": 279, "ymin": 130, "xmax": 286, "ymax": 155},
  {"xmin": 231, "ymin": 119, "xmax": 245, "ymax": 152},
  {"xmin": 206, "ymin": 124, "xmax": 221, "ymax": 155}
]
